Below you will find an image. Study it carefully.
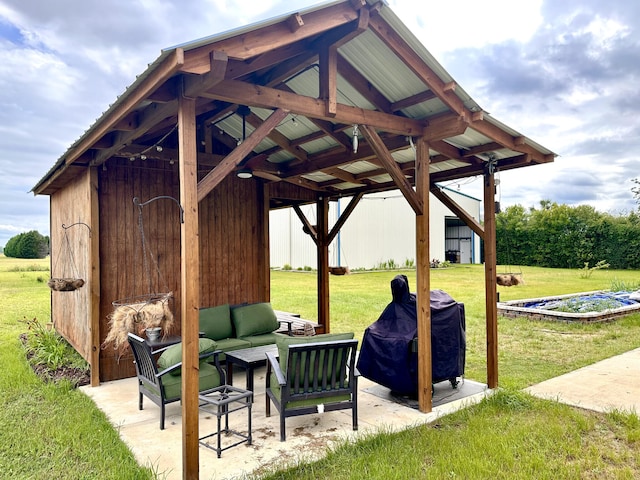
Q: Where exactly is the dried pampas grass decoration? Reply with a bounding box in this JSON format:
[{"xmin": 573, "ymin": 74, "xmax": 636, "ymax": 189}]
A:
[
  {"xmin": 48, "ymin": 278, "xmax": 85, "ymax": 291},
  {"xmin": 102, "ymin": 293, "xmax": 175, "ymax": 352}
]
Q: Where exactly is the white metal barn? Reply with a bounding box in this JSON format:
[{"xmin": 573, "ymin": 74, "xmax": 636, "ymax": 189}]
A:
[{"xmin": 270, "ymin": 186, "xmax": 481, "ymax": 270}]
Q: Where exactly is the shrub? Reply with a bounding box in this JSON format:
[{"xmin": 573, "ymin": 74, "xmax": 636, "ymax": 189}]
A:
[
  {"xmin": 21, "ymin": 317, "xmax": 87, "ymax": 372},
  {"xmin": 579, "ymin": 260, "xmax": 610, "ymax": 279}
]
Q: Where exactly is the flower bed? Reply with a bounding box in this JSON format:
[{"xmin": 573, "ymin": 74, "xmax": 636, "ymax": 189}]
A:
[{"xmin": 498, "ymin": 291, "xmax": 640, "ymax": 323}]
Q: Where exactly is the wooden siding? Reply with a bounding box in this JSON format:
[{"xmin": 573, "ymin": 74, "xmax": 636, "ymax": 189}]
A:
[
  {"xmin": 50, "ymin": 170, "xmax": 94, "ymax": 363},
  {"xmin": 97, "ymin": 159, "xmax": 269, "ymax": 381}
]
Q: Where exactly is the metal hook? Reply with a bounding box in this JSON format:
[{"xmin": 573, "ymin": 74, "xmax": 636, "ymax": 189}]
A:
[
  {"xmin": 133, "ymin": 196, "xmax": 185, "ymax": 224},
  {"xmin": 61, "ymin": 222, "xmax": 92, "ymax": 237}
]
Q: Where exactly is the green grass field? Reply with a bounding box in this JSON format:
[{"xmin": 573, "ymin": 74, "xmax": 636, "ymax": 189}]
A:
[{"xmin": 1, "ymin": 256, "xmax": 639, "ymax": 479}]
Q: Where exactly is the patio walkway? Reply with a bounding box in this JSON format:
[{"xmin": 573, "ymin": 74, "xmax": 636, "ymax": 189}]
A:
[
  {"xmin": 525, "ymin": 347, "xmax": 640, "ymax": 414},
  {"xmin": 81, "ymin": 371, "xmax": 489, "ymax": 480}
]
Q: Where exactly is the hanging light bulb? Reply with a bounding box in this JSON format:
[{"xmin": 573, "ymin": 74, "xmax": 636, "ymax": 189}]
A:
[
  {"xmin": 352, "ymin": 124, "xmax": 359, "ymax": 154},
  {"xmin": 291, "ymin": 116, "xmax": 299, "ymax": 127}
]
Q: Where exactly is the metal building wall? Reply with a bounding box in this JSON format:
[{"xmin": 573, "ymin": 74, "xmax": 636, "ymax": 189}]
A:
[{"xmin": 269, "ymin": 188, "xmax": 480, "ymax": 270}]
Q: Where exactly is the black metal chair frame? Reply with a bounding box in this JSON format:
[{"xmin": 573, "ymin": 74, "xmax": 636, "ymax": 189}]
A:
[
  {"xmin": 127, "ymin": 333, "xmax": 226, "ymax": 429},
  {"xmin": 265, "ymin": 339, "xmax": 359, "ymax": 441}
]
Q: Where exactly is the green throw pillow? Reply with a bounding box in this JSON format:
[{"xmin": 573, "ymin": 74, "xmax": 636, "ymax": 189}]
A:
[
  {"xmin": 199, "ymin": 304, "xmax": 232, "ymax": 340},
  {"xmin": 232, "ymin": 302, "xmax": 279, "ymax": 337},
  {"xmin": 276, "ymin": 332, "xmax": 354, "ymax": 374},
  {"xmin": 157, "ymin": 338, "xmax": 218, "ymax": 376}
]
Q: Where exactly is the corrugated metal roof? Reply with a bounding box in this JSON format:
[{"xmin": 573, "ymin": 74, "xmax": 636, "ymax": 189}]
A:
[{"xmin": 32, "ymin": 0, "xmax": 555, "ymax": 200}]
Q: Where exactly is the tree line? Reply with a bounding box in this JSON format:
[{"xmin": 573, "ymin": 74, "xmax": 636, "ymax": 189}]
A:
[
  {"xmin": 3, "ymin": 231, "xmax": 50, "ymax": 259},
  {"xmin": 496, "ymin": 201, "xmax": 640, "ymax": 270}
]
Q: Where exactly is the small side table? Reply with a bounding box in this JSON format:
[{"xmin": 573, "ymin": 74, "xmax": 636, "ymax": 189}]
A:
[{"xmin": 199, "ymin": 385, "xmax": 253, "ymax": 458}]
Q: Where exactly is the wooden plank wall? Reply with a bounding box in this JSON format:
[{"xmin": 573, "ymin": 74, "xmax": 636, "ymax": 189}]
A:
[
  {"xmin": 50, "ymin": 169, "xmax": 93, "ymax": 363},
  {"xmin": 97, "ymin": 158, "xmax": 268, "ymax": 381}
]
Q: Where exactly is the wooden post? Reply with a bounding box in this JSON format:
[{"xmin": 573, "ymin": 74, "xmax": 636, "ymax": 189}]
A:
[
  {"xmin": 178, "ymin": 91, "xmax": 201, "ymax": 480},
  {"xmin": 317, "ymin": 196, "xmax": 330, "ymax": 333},
  {"xmin": 89, "ymin": 168, "xmax": 101, "ymax": 386},
  {"xmin": 415, "ymin": 137, "xmax": 432, "ymax": 412},
  {"xmin": 483, "ymin": 167, "xmax": 499, "ymax": 389},
  {"xmin": 259, "ymin": 181, "xmax": 270, "ymax": 302}
]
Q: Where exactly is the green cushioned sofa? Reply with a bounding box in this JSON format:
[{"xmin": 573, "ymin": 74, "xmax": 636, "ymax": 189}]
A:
[{"xmin": 199, "ymin": 302, "xmax": 289, "ymax": 358}]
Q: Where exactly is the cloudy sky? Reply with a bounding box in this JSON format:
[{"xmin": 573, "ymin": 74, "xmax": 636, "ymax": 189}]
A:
[{"xmin": 1, "ymin": 0, "xmax": 639, "ymax": 248}]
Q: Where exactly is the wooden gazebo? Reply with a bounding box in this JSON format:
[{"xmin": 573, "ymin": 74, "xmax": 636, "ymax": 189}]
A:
[{"xmin": 33, "ymin": 1, "xmax": 555, "ymax": 477}]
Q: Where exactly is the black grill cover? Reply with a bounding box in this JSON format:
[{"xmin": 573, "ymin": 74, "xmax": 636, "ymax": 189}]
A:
[{"xmin": 357, "ymin": 274, "xmax": 466, "ymax": 395}]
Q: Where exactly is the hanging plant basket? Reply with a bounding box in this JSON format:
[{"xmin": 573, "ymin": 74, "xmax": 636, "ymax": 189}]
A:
[
  {"xmin": 47, "ymin": 277, "xmax": 85, "ymax": 291},
  {"xmin": 497, "ymin": 273, "xmax": 523, "ymax": 287},
  {"xmin": 49, "ymin": 222, "xmax": 91, "ymax": 292},
  {"xmin": 102, "ymin": 292, "xmax": 175, "ymax": 352}
]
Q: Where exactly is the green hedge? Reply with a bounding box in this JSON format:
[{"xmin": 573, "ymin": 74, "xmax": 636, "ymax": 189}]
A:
[{"xmin": 496, "ymin": 201, "xmax": 640, "ymax": 269}]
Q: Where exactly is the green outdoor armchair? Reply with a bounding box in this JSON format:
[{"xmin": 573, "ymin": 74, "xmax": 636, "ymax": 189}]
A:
[{"xmin": 127, "ymin": 333, "xmax": 225, "ymax": 429}]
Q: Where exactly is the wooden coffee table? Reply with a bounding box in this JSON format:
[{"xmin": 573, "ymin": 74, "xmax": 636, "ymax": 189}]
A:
[{"xmin": 225, "ymin": 344, "xmax": 278, "ymax": 391}]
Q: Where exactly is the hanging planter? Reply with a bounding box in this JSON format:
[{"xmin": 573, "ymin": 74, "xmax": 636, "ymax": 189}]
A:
[
  {"xmin": 48, "ymin": 222, "xmax": 91, "ymax": 292},
  {"xmin": 102, "ymin": 196, "xmax": 183, "ymax": 353},
  {"xmin": 48, "ymin": 278, "xmax": 85, "ymax": 291},
  {"xmin": 103, "ymin": 292, "xmax": 175, "ymax": 351}
]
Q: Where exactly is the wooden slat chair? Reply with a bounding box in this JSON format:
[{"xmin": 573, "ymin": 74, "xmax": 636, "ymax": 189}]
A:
[
  {"xmin": 266, "ymin": 339, "xmax": 359, "ymax": 441},
  {"xmin": 127, "ymin": 333, "xmax": 225, "ymax": 429}
]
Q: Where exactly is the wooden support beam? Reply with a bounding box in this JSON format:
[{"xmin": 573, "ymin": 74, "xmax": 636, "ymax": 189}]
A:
[
  {"xmin": 202, "ymin": 79, "xmax": 425, "ymax": 136},
  {"xmin": 178, "ymin": 93, "xmax": 200, "ymax": 480},
  {"xmin": 423, "ymin": 113, "xmax": 468, "ymax": 142},
  {"xmin": 245, "ymin": 111, "xmax": 307, "ymax": 162},
  {"xmin": 391, "ymin": 90, "xmax": 436, "ymax": 112},
  {"xmin": 91, "ymin": 100, "xmax": 178, "ymax": 166},
  {"xmin": 319, "ymin": 43, "xmax": 338, "ymax": 116},
  {"xmin": 483, "ymin": 169, "xmax": 499, "ymax": 389},
  {"xmin": 337, "ymin": 54, "xmax": 391, "ymax": 112},
  {"xmin": 89, "ymin": 168, "xmax": 101, "ymax": 387},
  {"xmin": 359, "ymin": 124, "xmax": 423, "ymax": 215},
  {"xmin": 317, "ymin": 196, "xmax": 330, "ymax": 333},
  {"xmin": 182, "ymin": 2, "xmax": 361, "ymax": 71},
  {"xmin": 327, "ymin": 192, "xmax": 363, "ymax": 244},
  {"xmin": 260, "ymin": 182, "xmax": 271, "ymax": 301},
  {"xmin": 56, "ymin": 49, "xmax": 184, "ymax": 170},
  {"xmin": 197, "ymin": 108, "xmax": 289, "ymax": 202},
  {"xmin": 293, "ymin": 204, "xmax": 318, "ymax": 245},
  {"xmin": 430, "ymin": 185, "xmax": 484, "ymax": 239},
  {"xmin": 183, "ymin": 50, "xmax": 228, "ymax": 99},
  {"xmin": 470, "ymin": 119, "xmax": 555, "ymax": 164},
  {"xmin": 415, "ymin": 137, "xmax": 432, "ymax": 413}
]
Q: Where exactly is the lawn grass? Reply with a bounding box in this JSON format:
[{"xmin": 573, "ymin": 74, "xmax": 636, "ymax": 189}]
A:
[
  {"xmin": 2, "ymin": 256, "xmax": 639, "ymax": 479},
  {"xmin": 271, "ymin": 265, "xmax": 640, "ymax": 389},
  {"xmin": 0, "ymin": 256, "xmax": 156, "ymax": 479}
]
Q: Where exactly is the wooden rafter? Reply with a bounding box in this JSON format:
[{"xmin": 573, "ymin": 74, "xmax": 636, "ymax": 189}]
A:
[
  {"xmin": 197, "ymin": 108, "xmax": 289, "ymax": 202},
  {"xmin": 337, "ymin": 55, "xmax": 391, "ymax": 112},
  {"xmin": 359, "ymin": 124, "xmax": 422, "ymax": 215},
  {"xmin": 293, "ymin": 204, "xmax": 317, "ymax": 245},
  {"xmin": 327, "ymin": 192, "xmax": 363, "ymax": 244},
  {"xmin": 182, "ymin": 2, "xmax": 363, "ymax": 72},
  {"xmin": 245, "ymin": 111, "xmax": 308, "ymax": 162},
  {"xmin": 430, "ymin": 185, "xmax": 484, "ymax": 238},
  {"xmin": 470, "ymin": 119, "xmax": 554, "ymax": 163},
  {"xmin": 201, "ymin": 79, "xmax": 425, "ymax": 135},
  {"xmin": 391, "ymin": 90, "xmax": 437, "ymax": 112}
]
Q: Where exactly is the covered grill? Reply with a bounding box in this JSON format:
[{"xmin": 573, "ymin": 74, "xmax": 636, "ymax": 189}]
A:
[{"xmin": 357, "ymin": 275, "xmax": 466, "ymax": 396}]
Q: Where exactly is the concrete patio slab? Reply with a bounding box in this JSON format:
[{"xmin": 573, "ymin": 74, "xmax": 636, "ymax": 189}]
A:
[{"xmin": 81, "ymin": 369, "xmax": 490, "ymax": 480}]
